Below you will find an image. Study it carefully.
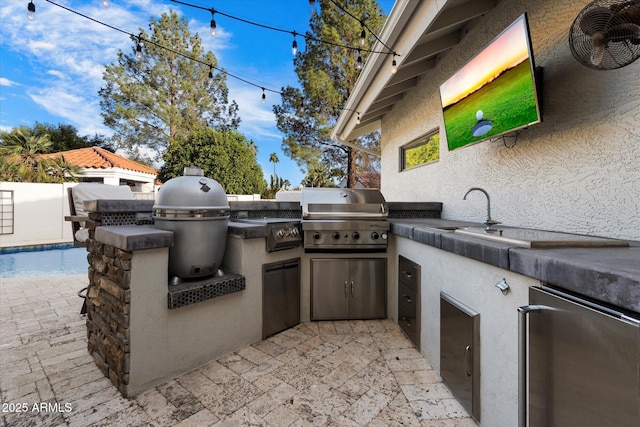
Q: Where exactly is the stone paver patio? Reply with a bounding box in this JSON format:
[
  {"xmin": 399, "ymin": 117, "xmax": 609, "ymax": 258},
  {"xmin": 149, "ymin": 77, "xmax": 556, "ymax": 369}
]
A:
[{"xmin": 1, "ymin": 275, "xmax": 475, "ymax": 426}]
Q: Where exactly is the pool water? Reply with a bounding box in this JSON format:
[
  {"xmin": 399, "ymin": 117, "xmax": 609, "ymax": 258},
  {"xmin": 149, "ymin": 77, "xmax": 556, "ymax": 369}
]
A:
[{"xmin": 0, "ymin": 246, "xmax": 88, "ymax": 278}]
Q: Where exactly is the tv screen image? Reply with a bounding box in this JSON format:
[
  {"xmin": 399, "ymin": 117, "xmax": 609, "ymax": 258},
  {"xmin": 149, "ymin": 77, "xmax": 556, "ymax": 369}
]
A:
[{"xmin": 440, "ymin": 13, "xmax": 542, "ymax": 151}]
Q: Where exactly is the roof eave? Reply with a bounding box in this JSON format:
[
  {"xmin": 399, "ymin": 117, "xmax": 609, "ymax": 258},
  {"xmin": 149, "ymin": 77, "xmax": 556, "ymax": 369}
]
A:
[{"xmin": 331, "ymin": 0, "xmax": 449, "ymax": 144}]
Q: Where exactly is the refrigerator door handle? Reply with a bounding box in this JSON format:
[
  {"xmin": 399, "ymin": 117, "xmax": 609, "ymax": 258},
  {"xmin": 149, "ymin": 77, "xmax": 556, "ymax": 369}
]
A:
[{"xmin": 517, "ymin": 305, "xmax": 543, "ymax": 427}]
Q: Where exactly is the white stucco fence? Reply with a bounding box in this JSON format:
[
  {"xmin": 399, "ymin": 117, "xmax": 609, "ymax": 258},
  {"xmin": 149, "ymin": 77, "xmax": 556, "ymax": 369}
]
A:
[{"xmin": 0, "ymin": 182, "xmax": 77, "ymax": 249}]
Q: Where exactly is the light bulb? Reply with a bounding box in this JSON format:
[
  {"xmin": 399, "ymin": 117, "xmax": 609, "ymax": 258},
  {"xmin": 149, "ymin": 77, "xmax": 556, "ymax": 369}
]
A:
[
  {"xmin": 210, "ymin": 18, "xmax": 217, "ymax": 37},
  {"xmin": 391, "ymin": 58, "xmax": 397, "ymax": 74},
  {"xmin": 356, "ymin": 53, "xmax": 363, "ymax": 70},
  {"xmin": 136, "ymin": 43, "xmax": 143, "ymax": 59},
  {"xmin": 292, "ymin": 39, "xmax": 298, "ymax": 56},
  {"xmin": 261, "ymin": 89, "xmax": 266, "ymax": 104},
  {"xmin": 360, "ymin": 28, "xmax": 366, "ymax": 46},
  {"xmin": 356, "ymin": 113, "xmax": 361, "ymax": 124},
  {"xmin": 208, "ymin": 68, "xmax": 213, "ymax": 79},
  {"xmin": 27, "ymin": 1, "xmax": 35, "ymax": 20}
]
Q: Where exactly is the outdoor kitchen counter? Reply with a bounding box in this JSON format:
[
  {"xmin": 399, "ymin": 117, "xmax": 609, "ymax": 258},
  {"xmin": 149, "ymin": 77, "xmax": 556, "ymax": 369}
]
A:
[
  {"xmin": 228, "ymin": 221, "xmax": 271, "ymax": 239},
  {"xmin": 390, "ymin": 219, "xmax": 640, "ymax": 313}
]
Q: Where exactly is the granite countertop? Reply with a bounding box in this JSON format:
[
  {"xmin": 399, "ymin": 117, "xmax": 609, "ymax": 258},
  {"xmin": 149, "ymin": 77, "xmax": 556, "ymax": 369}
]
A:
[
  {"xmin": 97, "ymin": 219, "xmax": 639, "ymax": 313},
  {"xmin": 390, "ymin": 219, "xmax": 640, "ymax": 314}
]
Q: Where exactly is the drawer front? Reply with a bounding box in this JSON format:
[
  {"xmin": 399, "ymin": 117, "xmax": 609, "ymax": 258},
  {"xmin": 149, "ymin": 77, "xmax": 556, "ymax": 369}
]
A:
[
  {"xmin": 398, "ymin": 300, "xmax": 418, "ymax": 347},
  {"xmin": 398, "ymin": 282, "xmax": 416, "ymax": 317},
  {"xmin": 399, "ymin": 256, "xmax": 418, "ymax": 290}
]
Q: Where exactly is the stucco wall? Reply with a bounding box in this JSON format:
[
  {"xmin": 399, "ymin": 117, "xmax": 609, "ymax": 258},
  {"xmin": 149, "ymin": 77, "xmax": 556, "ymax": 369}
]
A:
[
  {"xmin": 0, "ymin": 182, "xmax": 75, "ymax": 248},
  {"xmin": 380, "ymin": 0, "xmax": 640, "ymax": 241}
]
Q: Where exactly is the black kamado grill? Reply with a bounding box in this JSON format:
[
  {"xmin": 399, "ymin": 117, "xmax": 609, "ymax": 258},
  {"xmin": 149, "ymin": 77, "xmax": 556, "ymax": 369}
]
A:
[{"xmin": 153, "ymin": 167, "xmax": 229, "ymax": 283}]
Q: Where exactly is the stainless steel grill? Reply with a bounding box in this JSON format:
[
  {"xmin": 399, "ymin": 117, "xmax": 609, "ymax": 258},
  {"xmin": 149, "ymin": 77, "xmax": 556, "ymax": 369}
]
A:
[{"xmin": 301, "ymin": 188, "xmax": 389, "ymax": 251}]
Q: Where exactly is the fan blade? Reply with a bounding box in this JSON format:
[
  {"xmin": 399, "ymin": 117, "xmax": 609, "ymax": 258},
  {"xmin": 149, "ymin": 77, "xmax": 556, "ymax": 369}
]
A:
[
  {"xmin": 605, "ymin": 22, "xmax": 640, "ymax": 43},
  {"xmin": 579, "ymin": 7, "xmax": 613, "ymax": 35}
]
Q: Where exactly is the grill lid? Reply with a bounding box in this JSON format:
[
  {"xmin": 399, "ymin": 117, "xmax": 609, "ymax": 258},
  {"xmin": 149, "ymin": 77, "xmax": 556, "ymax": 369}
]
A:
[
  {"xmin": 154, "ymin": 167, "xmax": 229, "ymax": 218},
  {"xmin": 301, "ymin": 188, "xmax": 388, "ymax": 220}
]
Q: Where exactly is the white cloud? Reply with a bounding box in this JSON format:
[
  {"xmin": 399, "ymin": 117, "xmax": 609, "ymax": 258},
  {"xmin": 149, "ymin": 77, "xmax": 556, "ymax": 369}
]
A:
[
  {"xmin": 28, "ymin": 86, "xmax": 110, "ymax": 136},
  {"xmin": 46, "ymin": 70, "xmax": 66, "ymax": 80},
  {"xmin": 0, "ymin": 77, "xmax": 17, "ymax": 87}
]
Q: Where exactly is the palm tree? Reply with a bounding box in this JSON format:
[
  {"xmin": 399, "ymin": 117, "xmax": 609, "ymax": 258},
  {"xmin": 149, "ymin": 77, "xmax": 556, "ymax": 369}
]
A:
[
  {"xmin": 269, "ymin": 152, "xmax": 279, "ymax": 179},
  {"xmin": 282, "ymin": 179, "xmax": 291, "ymax": 190},
  {"xmin": 0, "ymin": 128, "xmax": 82, "ymax": 182}
]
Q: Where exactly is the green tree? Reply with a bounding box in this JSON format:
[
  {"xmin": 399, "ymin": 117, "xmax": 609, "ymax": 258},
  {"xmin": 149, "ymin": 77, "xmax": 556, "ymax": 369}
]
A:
[
  {"xmin": 0, "ymin": 128, "xmax": 82, "ymax": 183},
  {"xmin": 302, "ymin": 162, "xmax": 336, "ymax": 187},
  {"xmin": 30, "ymin": 122, "xmax": 112, "ymax": 152},
  {"xmin": 158, "ymin": 128, "xmax": 266, "ymax": 195},
  {"xmin": 274, "ymin": 0, "xmax": 385, "ymax": 188},
  {"xmin": 99, "ymin": 11, "xmax": 240, "ymax": 164},
  {"xmin": 269, "ymin": 152, "xmax": 280, "ymax": 179}
]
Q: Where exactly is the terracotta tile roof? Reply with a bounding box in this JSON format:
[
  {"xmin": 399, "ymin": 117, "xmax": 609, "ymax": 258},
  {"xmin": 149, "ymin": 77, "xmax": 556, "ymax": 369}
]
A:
[{"xmin": 44, "ymin": 147, "xmax": 158, "ymax": 176}]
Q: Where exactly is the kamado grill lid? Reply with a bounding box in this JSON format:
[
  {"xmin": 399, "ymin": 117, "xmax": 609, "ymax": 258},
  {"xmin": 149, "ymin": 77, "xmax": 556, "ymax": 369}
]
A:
[{"xmin": 154, "ymin": 167, "xmax": 229, "ymax": 218}]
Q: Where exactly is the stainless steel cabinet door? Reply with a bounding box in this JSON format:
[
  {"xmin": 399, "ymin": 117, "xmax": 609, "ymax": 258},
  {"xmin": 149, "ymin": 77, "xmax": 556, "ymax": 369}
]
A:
[
  {"xmin": 311, "ymin": 259, "xmax": 349, "ymax": 320},
  {"xmin": 528, "ymin": 287, "xmax": 640, "ymax": 427},
  {"xmin": 440, "ymin": 292, "xmax": 480, "ymax": 423},
  {"xmin": 349, "ymin": 259, "xmax": 386, "ymax": 319},
  {"xmin": 263, "ymin": 260, "xmax": 300, "ymax": 339}
]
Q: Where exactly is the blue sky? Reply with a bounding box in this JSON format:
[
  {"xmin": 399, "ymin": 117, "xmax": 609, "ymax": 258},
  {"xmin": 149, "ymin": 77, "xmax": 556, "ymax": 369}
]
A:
[{"xmin": 0, "ymin": 0, "xmax": 395, "ymax": 188}]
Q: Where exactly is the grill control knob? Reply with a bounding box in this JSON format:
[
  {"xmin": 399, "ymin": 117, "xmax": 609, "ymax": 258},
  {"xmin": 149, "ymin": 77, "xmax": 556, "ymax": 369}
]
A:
[
  {"xmin": 371, "ymin": 232, "xmax": 379, "ymax": 240},
  {"xmin": 333, "ymin": 232, "xmax": 341, "ymax": 240},
  {"xmin": 277, "ymin": 229, "xmax": 285, "ymax": 238},
  {"xmin": 313, "ymin": 232, "xmax": 321, "ymax": 240},
  {"xmin": 352, "ymin": 231, "xmax": 360, "ymax": 240},
  {"xmin": 291, "ymin": 228, "xmax": 299, "ymax": 237}
]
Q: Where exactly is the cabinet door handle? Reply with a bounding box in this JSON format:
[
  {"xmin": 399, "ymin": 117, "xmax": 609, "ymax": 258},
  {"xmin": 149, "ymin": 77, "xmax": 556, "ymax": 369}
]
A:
[
  {"xmin": 517, "ymin": 304, "xmax": 543, "ymax": 427},
  {"xmin": 402, "ymin": 294, "xmax": 412, "ymax": 304},
  {"xmin": 464, "ymin": 345, "xmax": 472, "ymax": 377},
  {"xmin": 344, "ymin": 281, "xmax": 348, "ymax": 298},
  {"xmin": 402, "ymin": 270, "xmax": 412, "ymax": 279},
  {"xmin": 350, "ymin": 280, "xmax": 355, "ymax": 297},
  {"xmin": 400, "ymin": 317, "xmax": 411, "ymax": 328}
]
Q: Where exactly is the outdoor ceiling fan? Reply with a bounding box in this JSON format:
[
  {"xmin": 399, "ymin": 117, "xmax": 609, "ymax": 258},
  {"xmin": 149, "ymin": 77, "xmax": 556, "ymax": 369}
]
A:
[{"xmin": 569, "ymin": 0, "xmax": 640, "ymax": 69}]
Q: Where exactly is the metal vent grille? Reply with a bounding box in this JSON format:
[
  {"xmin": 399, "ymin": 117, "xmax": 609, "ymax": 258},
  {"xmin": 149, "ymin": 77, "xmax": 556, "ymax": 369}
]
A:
[{"xmin": 168, "ymin": 273, "xmax": 246, "ymax": 309}]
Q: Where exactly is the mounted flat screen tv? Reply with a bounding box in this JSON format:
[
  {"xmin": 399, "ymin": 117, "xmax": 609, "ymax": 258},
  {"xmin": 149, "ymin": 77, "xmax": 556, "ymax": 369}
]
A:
[{"xmin": 439, "ymin": 13, "xmax": 542, "ymax": 151}]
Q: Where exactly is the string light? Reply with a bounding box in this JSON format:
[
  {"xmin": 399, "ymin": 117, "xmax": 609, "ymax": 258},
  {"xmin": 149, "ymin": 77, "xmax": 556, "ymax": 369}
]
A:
[
  {"xmin": 135, "ymin": 34, "xmax": 143, "ymax": 59},
  {"xmin": 27, "ymin": 1, "xmax": 36, "ymax": 19},
  {"xmin": 356, "ymin": 112, "xmax": 361, "ymax": 124},
  {"xmin": 391, "ymin": 55, "xmax": 397, "ymax": 74},
  {"xmin": 40, "ymin": 0, "xmax": 389, "ymax": 109},
  {"xmin": 167, "ymin": 0, "xmax": 396, "ymax": 69},
  {"xmin": 209, "ymin": 9, "xmax": 216, "ymax": 37},
  {"xmin": 292, "ymin": 31, "xmax": 298, "ymax": 56}
]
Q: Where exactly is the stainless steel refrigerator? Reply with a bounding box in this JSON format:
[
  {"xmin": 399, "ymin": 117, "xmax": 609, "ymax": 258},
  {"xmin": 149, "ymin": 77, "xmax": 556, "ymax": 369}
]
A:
[{"xmin": 519, "ymin": 287, "xmax": 640, "ymax": 427}]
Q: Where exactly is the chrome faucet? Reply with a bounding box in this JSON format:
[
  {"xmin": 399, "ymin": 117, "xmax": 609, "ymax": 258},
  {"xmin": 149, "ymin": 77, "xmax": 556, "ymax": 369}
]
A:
[{"xmin": 463, "ymin": 187, "xmax": 501, "ymax": 231}]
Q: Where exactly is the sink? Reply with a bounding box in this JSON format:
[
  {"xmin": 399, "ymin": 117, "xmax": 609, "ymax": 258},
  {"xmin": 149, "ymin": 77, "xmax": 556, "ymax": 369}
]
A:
[{"xmin": 454, "ymin": 227, "xmax": 629, "ymax": 248}]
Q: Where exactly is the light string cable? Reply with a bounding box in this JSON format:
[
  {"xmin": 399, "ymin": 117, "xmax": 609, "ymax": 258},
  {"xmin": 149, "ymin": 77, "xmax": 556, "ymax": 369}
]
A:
[
  {"xmin": 327, "ymin": 0, "xmax": 398, "ymax": 56},
  {"xmin": 43, "ymin": 0, "xmax": 283, "ymax": 97},
  {"xmin": 168, "ymin": 0, "xmax": 394, "ymax": 56}
]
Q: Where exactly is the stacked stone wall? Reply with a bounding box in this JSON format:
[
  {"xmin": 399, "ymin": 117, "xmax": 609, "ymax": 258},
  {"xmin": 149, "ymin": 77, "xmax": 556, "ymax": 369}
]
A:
[{"xmin": 85, "ymin": 238, "xmax": 132, "ymax": 397}]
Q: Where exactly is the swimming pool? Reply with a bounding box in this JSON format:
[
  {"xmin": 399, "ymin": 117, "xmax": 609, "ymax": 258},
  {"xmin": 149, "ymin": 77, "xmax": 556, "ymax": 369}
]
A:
[{"xmin": 0, "ymin": 246, "xmax": 88, "ymax": 278}]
